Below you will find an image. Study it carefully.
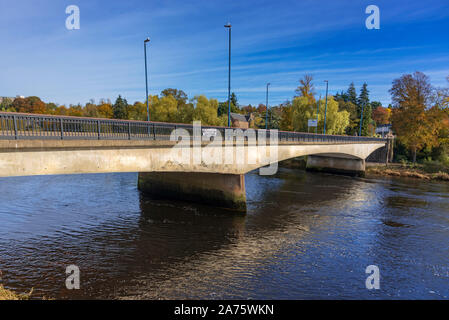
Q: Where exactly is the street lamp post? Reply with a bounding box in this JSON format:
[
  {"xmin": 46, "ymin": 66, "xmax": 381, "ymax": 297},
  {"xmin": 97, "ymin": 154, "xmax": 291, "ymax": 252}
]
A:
[
  {"xmin": 224, "ymin": 23, "xmax": 232, "ymax": 127},
  {"xmin": 359, "ymin": 101, "xmax": 365, "ymax": 136},
  {"xmin": 316, "ymin": 94, "xmax": 321, "ymax": 134},
  {"xmin": 265, "ymin": 83, "xmax": 270, "ymax": 129},
  {"xmin": 144, "ymin": 38, "xmax": 150, "ymax": 122},
  {"xmin": 323, "ymin": 80, "xmax": 329, "ymax": 135}
]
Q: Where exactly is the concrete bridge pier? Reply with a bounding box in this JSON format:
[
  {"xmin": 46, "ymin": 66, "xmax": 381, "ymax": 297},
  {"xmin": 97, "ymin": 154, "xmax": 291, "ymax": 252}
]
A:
[
  {"xmin": 306, "ymin": 155, "xmax": 366, "ymax": 176},
  {"xmin": 138, "ymin": 172, "xmax": 247, "ymax": 212}
]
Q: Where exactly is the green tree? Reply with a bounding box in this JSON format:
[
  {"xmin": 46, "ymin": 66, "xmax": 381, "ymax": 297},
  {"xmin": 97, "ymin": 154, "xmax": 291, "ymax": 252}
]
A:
[
  {"xmin": 337, "ymin": 100, "xmax": 358, "ymax": 135},
  {"xmin": 161, "ymin": 88, "xmax": 188, "ymax": 108},
  {"xmin": 0, "ymin": 97, "xmax": 14, "ymax": 111},
  {"xmin": 218, "ymin": 93, "xmax": 240, "ymax": 117},
  {"xmin": 127, "ymin": 102, "xmax": 147, "ymax": 121},
  {"xmin": 335, "ymin": 90, "xmax": 349, "ymax": 102},
  {"xmin": 291, "ymin": 96, "xmax": 315, "ymax": 132},
  {"xmin": 150, "ymin": 95, "xmax": 178, "ymax": 122},
  {"xmin": 332, "ymin": 83, "xmax": 361, "ymax": 135},
  {"xmin": 268, "ymin": 106, "xmax": 282, "ymax": 129},
  {"xmin": 318, "ymin": 96, "xmax": 350, "ymax": 135},
  {"xmin": 230, "ymin": 92, "xmax": 238, "ymax": 109},
  {"xmin": 193, "ymin": 95, "xmax": 226, "ymax": 126},
  {"xmin": 290, "ymin": 95, "xmax": 349, "ymax": 134},
  {"xmin": 217, "ymin": 102, "xmax": 227, "ymax": 117},
  {"xmin": 46, "ymin": 102, "xmax": 58, "ymax": 114},
  {"xmin": 358, "ymin": 83, "xmax": 373, "ymax": 136},
  {"xmin": 113, "ymin": 95, "xmax": 128, "ymax": 119},
  {"xmin": 347, "ymin": 82, "xmax": 358, "ymax": 106},
  {"xmin": 176, "ymin": 102, "xmax": 194, "ymax": 124}
]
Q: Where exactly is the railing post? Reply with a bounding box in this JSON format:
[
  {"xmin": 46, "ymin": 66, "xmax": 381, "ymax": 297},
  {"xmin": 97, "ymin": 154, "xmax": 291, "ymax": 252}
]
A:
[
  {"xmin": 128, "ymin": 122, "xmax": 131, "ymax": 140},
  {"xmin": 60, "ymin": 118, "xmax": 64, "ymax": 140},
  {"xmin": 97, "ymin": 120, "xmax": 101, "ymax": 140},
  {"xmin": 13, "ymin": 115, "xmax": 18, "ymax": 140}
]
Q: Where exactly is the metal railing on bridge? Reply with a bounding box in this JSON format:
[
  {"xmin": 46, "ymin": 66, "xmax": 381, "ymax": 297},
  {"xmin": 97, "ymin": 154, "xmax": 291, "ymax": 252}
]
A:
[{"xmin": 0, "ymin": 111, "xmax": 386, "ymax": 144}]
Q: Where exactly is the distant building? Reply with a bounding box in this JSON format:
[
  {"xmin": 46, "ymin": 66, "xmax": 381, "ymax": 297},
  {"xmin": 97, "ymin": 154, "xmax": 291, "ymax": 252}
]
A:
[
  {"xmin": 0, "ymin": 95, "xmax": 23, "ymax": 104},
  {"xmin": 375, "ymin": 124, "xmax": 393, "ymax": 138},
  {"xmin": 230, "ymin": 112, "xmax": 254, "ymax": 129},
  {"xmin": 0, "ymin": 96, "xmax": 14, "ymax": 104}
]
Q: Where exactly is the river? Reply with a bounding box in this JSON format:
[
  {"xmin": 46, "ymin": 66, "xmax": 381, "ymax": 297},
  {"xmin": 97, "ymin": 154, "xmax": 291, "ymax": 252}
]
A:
[{"xmin": 0, "ymin": 168, "xmax": 448, "ymax": 299}]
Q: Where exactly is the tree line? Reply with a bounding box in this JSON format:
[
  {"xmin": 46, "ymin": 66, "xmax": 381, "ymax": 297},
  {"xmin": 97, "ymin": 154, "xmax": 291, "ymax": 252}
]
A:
[{"xmin": 1, "ymin": 72, "xmax": 448, "ymax": 164}]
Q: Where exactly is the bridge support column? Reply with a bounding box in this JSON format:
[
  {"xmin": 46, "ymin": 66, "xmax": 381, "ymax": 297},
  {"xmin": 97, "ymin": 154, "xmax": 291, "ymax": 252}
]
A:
[
  {"xmin": 138, "ymin": 172, "xmax": 247, "ymax": 212},
  {"xmin": 306, "ymin": 155, "xmax": 365, "ymax": 176}
]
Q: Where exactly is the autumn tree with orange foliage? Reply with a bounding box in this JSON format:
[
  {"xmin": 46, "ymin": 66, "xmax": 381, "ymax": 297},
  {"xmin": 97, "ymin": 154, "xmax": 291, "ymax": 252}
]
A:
[
  {"xmin": 11, "ymin": 96, "xmax": 47, "ymax": 114},
  {"xmin": 390, "ymin": 72, "xmax": 442, "ymax": 163},
  {"xmin": 96, "ymin": 103, "xmax": 113, "ymax": 119},
  {"xmin": 279, "ymin": 101, "xmax": 293, "ymax": 131},
  {"xmin": 372, "ymin": 105, "xmax": 391, "ymax": 125},
  {"xmin": 437, "ymin": 77, "xmax": 449, "ymax": 149}
]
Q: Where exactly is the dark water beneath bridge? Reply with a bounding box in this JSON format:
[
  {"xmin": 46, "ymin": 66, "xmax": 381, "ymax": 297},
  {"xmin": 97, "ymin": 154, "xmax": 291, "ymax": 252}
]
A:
[{"xmin": 0, "ymin": 169, "xmax": 448, "ymax": 299}]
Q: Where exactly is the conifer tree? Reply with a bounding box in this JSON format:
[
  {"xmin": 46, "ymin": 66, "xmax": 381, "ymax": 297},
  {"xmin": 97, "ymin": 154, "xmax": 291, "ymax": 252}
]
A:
[{"xmin": 113, "ymin": 95, "xmax": 128, "ymax": 119}]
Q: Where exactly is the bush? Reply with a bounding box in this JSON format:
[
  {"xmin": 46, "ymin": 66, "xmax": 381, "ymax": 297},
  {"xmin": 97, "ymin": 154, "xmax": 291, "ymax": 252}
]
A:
[
  {"xmin": 399, "ymin": 158, "xmax": 408, "ymax": 167},
  {"xmin": 422, "ymin": 159, "xmax": 449, "ymax": 174},
  {"xmin": 439, "ymin": 154, "xmax": 449, "ymax": 167}
]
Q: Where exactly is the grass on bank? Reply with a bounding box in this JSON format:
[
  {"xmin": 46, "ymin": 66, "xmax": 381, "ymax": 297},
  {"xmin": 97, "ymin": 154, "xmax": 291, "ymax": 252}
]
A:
[
  {"xmin": 279, "ymin": 156, "xmax": 449, "ymax": 181},
  {"xmin": 0, "ymin": 284, "xmax": 32, "ymax": 300},
  {"xmin": 367, "ymin": 160, "xmax": 449, "ymax": 181}
]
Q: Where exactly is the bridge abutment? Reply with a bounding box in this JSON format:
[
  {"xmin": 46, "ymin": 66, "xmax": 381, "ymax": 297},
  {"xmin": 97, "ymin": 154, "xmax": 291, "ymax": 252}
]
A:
[
  {"xmin": 138, "ymin": 172, "xmax": 247, "ymax": 212},
  {"xmin": 306, "ymin": 155, "xmax": 365, "ymax": 176}
]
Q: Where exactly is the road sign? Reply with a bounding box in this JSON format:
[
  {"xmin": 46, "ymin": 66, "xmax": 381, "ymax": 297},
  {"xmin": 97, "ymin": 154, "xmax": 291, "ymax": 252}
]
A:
[
  {"xmin": 202, "ymin": 128, "xmax": 218, "ymax": 137},
  {"xmin": 308, "ymin": 119, "xmax": 318, "ymax": 127}
]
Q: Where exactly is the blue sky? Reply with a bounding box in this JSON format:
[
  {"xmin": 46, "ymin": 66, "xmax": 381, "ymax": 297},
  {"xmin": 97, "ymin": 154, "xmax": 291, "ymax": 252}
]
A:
[{"xmin": 0, "ymin": 0, "xmax": 448, "ymax": 107}]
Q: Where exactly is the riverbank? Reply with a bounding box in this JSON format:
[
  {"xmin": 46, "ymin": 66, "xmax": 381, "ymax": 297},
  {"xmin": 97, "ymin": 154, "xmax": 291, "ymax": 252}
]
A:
[
  {"xmin": 366, "ymin": 163, "xmax": 449, "ymax": 181},
  {"xmin": 0, "ymin": 285, "xmax": 32, "ymax": 300},
  {"xmin": 279, "ymin": 157, "xmax": 449, "ymax": 181}
]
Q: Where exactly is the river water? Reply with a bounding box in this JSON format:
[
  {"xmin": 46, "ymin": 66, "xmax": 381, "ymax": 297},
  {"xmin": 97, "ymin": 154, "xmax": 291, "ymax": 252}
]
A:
[{"xmin": 0, "ymin": 169, "xmax": 448, "ymax": 299}]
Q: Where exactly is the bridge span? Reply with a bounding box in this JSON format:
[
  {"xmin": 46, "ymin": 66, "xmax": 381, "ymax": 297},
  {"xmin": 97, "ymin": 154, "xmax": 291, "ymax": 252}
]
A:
[{"xmin": 0, "ymin": 112, "xmax": 388, "ymax": 211}]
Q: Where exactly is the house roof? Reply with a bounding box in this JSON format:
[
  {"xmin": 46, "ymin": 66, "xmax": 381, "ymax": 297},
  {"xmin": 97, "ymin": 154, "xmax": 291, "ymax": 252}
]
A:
[{"xmin": 230, "ymin": 112, "xmax": 248, "ymax": 122}]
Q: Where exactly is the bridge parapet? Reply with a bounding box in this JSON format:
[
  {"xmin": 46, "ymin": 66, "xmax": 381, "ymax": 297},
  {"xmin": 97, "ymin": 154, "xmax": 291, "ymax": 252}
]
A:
[{"xmin": 1, "ymin": 111, "xmax": 386, "ymax": 144}]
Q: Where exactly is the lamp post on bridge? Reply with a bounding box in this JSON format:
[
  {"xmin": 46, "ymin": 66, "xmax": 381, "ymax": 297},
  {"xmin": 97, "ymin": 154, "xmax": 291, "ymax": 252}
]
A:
[
  {"xmin": 316, "ymin": 94, "xmax": 321, "ymax": 134},
  {"xmin": 144, "ymin": 37, "xmax": 150, "ymax": 122},
  {"xmin": 323, "ymin": 80, "xmax": 328, "ymax": 135},
  {"xmin": 359, "ymin": 102, "xmax": 365, "ymax": 136},
  {"xmin": 265, "ymin": 83, "xmax": 270, "ymax": 129},
  {"xmin": 224, "ymin": 23, "xmax": 232, "ymax": 127}
]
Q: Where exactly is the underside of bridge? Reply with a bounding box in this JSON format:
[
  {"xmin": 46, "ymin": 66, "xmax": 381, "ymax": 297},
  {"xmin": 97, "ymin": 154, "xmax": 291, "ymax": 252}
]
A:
[
  {"xmin": 138, "ymin": 172, "xmax": 247, "ymax": 211},
  {"xmin": 137, "ymin": 153, "xmax": 369, "ymax": 212},
  {"xmin": 305, "ymin": 154, "xmax": 366, "ymax": 176}
]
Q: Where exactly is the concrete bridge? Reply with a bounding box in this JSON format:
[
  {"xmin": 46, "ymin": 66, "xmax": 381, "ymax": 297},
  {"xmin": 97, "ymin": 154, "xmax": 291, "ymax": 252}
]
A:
[{"xmin": 0, "ymin": 112, "xmax": 389, "ymax": 211}]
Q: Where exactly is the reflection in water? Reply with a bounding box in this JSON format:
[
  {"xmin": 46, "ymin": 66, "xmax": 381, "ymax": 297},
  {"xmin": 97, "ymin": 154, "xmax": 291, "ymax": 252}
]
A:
[{"xmin": 0, "ymin": 170, "xmax": 448, "ymax": 299}]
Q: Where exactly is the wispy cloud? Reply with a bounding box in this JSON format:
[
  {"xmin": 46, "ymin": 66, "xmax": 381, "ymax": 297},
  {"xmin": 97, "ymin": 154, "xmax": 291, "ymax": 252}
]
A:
[{"xmin": 0, "ymin": 0, "xmax": 447, "ymax": 107}]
